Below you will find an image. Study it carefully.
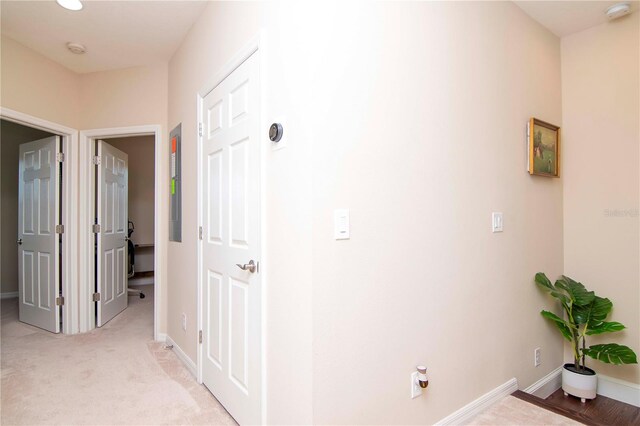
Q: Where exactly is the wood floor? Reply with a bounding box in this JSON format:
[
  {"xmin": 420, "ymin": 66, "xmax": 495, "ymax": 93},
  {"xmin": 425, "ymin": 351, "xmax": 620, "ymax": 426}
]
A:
[{"xmin": 513, "ymin": 389, "xmax": 640, "ymax": 426}]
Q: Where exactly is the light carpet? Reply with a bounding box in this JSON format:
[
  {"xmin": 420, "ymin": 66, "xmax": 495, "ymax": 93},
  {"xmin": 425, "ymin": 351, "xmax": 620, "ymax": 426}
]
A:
[
  {"xmin": 468, "ymin": 395, "xmax": 583, "ymax": 425},
  {"xmin": 1, "ymin": 286, "xmax": 237, "ymax": 425}
]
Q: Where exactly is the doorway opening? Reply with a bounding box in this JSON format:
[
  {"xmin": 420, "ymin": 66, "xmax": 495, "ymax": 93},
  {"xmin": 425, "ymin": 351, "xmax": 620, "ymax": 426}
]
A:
[
  {"xmin": 0, "ymin": 112, "xmax": 77, "ymax": 334},
  {"xmin": 79, "ymin": 126, "xmax": 162, "ymax": 340},
  {"xmin": 96, "ymin": 136, "xmax": 155, "ymax": 325}
]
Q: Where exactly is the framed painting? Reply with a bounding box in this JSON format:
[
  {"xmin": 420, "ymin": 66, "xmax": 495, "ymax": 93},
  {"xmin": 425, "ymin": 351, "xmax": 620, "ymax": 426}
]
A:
[{"xmin": 528, "ymin": 117, "xmax": 560, "ymax": 177}]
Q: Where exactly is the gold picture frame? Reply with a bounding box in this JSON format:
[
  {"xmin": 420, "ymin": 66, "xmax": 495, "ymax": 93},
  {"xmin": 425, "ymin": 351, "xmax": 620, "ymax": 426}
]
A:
[{"xmin": 528, "ymin": 117, "xmax": 560, "ymax": 177}]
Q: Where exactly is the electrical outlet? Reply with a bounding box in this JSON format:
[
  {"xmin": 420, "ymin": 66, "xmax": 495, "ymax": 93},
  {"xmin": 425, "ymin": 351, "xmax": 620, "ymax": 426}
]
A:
[
  {"xmin": 534, "ymin": 347, "xmax": 541, "ymax": 367},
  {"xmin": 411, "ymin": 371, "xmax": 422, "ymax": 399},
  {"xmin": 181, "ymin": 313, "xmax": 187, "ymax": 331}
]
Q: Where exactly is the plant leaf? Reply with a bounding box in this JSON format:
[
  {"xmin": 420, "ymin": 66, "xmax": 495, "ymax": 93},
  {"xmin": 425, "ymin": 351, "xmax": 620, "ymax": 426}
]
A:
[
  {"xmin": 583, "ymin": 344, "xmax": 638, "ymax": 365},
  {"xmin": 540, "ymin": 310, "xmax": 573, "ymax": 341},
  {"xmin": 574, "ymin": 296, "xmax": 612, "ymax": 327},
  {"xmin": 535, "ymin": 273, "xmax": 570, "ymax": 304},
  {"xmin": 557, "ymin": 276, "xmax": 595, "ymax": 306},
  {"xmin": 535, "ymin": 273, "xmax": 553, "ymax": 290},
  {"xmin": 586, "ymin": 321, "xmax": 626, "ymax": 335}
]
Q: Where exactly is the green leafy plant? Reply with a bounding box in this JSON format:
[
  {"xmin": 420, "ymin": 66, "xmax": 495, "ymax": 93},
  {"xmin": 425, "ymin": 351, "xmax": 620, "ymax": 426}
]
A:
[{"xmin": 535, "ymin": 273, "xmax": 637, "ymax": 373}]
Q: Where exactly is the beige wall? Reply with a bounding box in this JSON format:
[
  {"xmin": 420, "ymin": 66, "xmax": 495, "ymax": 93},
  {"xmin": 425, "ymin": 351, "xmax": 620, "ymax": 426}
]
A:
[
  {"xmin": 1, "ymin": 36, "xmax": 80, "ymax": 128},
  {"xmin": 309, "ymin": 2, "xmax": 563, "ymax": 423},
  {"xmin": 0, "ymin": 120, "xmax": 53, "ymax": 294},
  {"xmin": 168, "ymin": 1, "xmax": 564, "ymax": 424},
  {"xmin": 79, "ymin": 65, "xmax": 168, "ymax": 130},
  {"xmin": 562, "ymin": 13, "xmax": 640, "ymax": 384}
]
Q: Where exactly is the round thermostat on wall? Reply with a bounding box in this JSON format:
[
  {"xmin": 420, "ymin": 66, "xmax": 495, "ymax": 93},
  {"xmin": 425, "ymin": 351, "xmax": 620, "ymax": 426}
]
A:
[{"xmin": 269, "ymin": 123, "xmax": 283, "ymax": 142}]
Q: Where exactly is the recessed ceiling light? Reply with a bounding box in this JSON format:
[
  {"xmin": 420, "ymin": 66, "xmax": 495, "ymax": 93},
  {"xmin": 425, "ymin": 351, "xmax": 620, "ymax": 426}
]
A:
[
  {"xmin": 606, "ymin": 3, "xmax": 631, "ymax": 20},
  {"xmin": 66, "ymin": 42, "xmax": 86, "ymax": 54},
  {"xmin": 56, "ymin": 0, "xmax": 83, "ymax": 11}
]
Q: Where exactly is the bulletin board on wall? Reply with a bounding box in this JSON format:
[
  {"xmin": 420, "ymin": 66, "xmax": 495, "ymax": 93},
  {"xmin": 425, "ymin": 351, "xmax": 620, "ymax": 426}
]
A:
[{"xmin": 170, "ymin": 124, "xmax": 182, "ymax": 242}]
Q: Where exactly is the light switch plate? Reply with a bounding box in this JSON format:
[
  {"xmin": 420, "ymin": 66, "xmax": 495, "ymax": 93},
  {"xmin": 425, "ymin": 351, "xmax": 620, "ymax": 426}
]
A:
[
  {"xmin": 334, "ymin": 209, "xmax": 350, "ymax": 240},
  {"xmin": 492, "ymin": 212, "xmax": 503, "ymax": 233}
]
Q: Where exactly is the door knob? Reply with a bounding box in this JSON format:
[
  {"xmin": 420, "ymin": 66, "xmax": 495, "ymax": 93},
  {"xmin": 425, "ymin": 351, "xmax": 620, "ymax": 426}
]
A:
[
  {"xmin": 236, "ymin": 260, "xmax": 257, "ymax": 273},
  {"xmin": 17, "ymin": 238, "xmax": 22, "ymax": 245}
]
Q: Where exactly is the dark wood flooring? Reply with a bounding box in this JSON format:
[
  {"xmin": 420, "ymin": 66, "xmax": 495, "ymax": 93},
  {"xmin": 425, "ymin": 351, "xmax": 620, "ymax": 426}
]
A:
[{"xmin": 513, "ymin": 389, "xmax": 640, "ymax": 426}]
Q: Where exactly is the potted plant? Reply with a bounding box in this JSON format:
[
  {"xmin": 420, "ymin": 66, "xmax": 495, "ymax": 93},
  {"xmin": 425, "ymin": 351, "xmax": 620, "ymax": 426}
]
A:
[{"xmin": 535, "ymin": 273, "xmax": 637, "ymax": 402}]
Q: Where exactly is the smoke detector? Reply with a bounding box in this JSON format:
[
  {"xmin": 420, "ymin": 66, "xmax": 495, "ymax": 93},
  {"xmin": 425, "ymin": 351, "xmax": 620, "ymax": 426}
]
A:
[
  {"xmin": 606, "ymin": 3, "xmax": 631, "ymax": 20},
  {"xmin": 66, "ymin": 42, "xmax": 86, "ymax": 55}
]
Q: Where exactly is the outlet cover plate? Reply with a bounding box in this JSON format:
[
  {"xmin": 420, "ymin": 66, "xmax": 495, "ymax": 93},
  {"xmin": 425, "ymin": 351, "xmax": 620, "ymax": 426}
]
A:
[{"xmin": 411, "ymin": 371, "xmax": 422, "ymax": 399}]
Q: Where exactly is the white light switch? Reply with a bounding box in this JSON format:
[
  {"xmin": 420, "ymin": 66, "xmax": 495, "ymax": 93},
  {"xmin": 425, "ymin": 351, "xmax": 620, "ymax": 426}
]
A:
[
  {"xmin": 334, "ymin": 209, "xmax": 350, "ymax": 240},
  {"xmin": 492, "ymin": 212, "xmax": 504, "ymax": 233}
]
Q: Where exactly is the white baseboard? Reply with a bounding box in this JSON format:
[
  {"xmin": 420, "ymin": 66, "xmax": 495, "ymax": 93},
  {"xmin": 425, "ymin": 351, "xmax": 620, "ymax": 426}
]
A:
[
  {"xmin": 1, "ymin": 291, "xmax": 18, "ymax": 299},
  {"xmin": 156, "ymin": 332, "xmax": 167, "ymax": 342},
  {"xmin": 523, "ymin": 367, "xmax": 562, "ymax": 399},
  {"xmin": 436, "ymin": 378, "xmax": 518, "ymax": 425},
  {"xmin": 165, "ymin": 335, "xmax": 197, "ymax": 379},
  {"xmin": 597, "ymin": 374, "xmax": 640, "ymax": 407}
]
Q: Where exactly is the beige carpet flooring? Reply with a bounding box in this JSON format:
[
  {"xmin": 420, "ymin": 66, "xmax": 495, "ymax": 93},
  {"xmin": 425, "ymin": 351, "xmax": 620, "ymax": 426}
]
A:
[
  {"xmin": 2, "ymin": 288, "xmax": 585, "ymax": 426},
  {"xmin": 469, "ymin": 395, "xmax": 583, "ymax": 425},
  {"xmin": 1, "ymin": 286, "xmax": 236, "ymax": 425}
]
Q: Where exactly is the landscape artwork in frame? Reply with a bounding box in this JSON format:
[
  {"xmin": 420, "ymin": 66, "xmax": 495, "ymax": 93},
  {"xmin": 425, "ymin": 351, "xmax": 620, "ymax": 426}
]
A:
[{"xmin": 528, "ymin": 118, "xmax": 560, "ymax": 177}]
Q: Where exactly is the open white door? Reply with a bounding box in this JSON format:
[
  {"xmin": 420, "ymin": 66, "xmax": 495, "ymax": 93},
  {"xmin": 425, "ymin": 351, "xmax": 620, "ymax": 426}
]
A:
[
  {"xmin": 200, "ymin": 52, "xmax": 262, "ymax": 425},
  {"xmin": 96, "ymin": 140, "xmax": 128, "ymax": 326},
  {"xmin": 18, "ymin": 136, "xmax": 61, "ymax": 333}
]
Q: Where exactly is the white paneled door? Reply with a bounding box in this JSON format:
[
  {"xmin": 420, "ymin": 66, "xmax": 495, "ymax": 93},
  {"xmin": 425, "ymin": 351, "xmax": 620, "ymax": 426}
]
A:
[
  {"xmin": 96, "ymin": 140, "xmax": 128, "ymax": 327},
  {"xmin": 201, "ymin": 52, "xmax": 261, "ymax": 425},
  {"xmin": 18, "ymin": 136, "xmax": 61, "ymax": 333}
]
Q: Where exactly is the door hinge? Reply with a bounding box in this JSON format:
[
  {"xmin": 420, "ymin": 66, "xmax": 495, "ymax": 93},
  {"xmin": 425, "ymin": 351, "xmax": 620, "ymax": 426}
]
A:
[
  {"xmin": 198, "ymin": 122, "xmax": 203, "ymax": 137},
  {"xmin": 92, "ymin": 292, "xmax": 101, "ymax": 302},
  {"xmin": 199, "ymin": 330, "xmax": 203, "ymax": 344},
  {"xmin": 56, "ymin": 296, "xmax": 64, "ymax": 306},
  {"xmin": 93, "ymin": 224, "xmax": 101, "ymax": 233},
  {"xmin": 93, "ymin": 155, "xmax": 101, "ymax": 165},
  {"xmin": 55, "ymin": 224, "xmax": 65, "ymax": 234},
  {"xmin": 198, "ymin": 226, "xmax": 203, "ymax": 240},
  {"xmin": 56, "ymin": 152, "xmax": 65, "ymax": 163}
]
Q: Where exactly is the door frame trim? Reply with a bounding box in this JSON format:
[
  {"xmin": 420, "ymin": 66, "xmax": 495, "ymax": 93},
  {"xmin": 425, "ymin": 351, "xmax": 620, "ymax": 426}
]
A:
[
  {"xmin": 196, "ymin": 32, "xmax": 267, "ymax": 423},
  {"xmin": 78, "ymin": 125, "xmax": 163, "ymax": 340},
  {"xmin": 0, "ymin": 107, "xmax": 79, "ymax": 334}
]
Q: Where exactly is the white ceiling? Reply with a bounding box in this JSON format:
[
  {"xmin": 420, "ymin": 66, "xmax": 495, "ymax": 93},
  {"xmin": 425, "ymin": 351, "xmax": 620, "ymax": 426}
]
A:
[
  {"xmin": 2, "ymin": 1, "xmax": 637, "ymax": 75},
  {"xmin": 1, "ymin": 0, "xmax": 208, "ymax": 74},
  {"xmin": 514, "ymin": 0, "xmax": 638, "ymax": 38}
]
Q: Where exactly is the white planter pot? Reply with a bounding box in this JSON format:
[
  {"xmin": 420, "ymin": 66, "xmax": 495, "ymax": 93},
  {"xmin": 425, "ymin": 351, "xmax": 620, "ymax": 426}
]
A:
[{"xmin": 562, "ymin": 363, "xmax": 597, "ymax": 402}]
